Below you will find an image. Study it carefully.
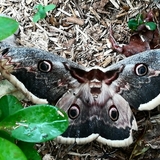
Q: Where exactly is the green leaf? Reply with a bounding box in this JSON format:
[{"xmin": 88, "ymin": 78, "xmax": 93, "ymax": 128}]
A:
[
  {"xmin": 0, "ymin": 137, "xmax": 27, "ymax": 160},
  {"xmin": 145, "ymin": 22, "xmax": 157, "ymax": 30},
  {"xmin": 0, "ymin": 95, "xmax": 23, "ymax": 121},
  {"xmin": 33, "ymin": 13, "xmax": 41, "ymax": 23},
  {"xmin": 0, "ymin": 130, "xmax": 15, "ymax": 143},
  {"xmin": 0, "ymin": 17, "xmax": 19, "ymax": 41},
  {"xmin": 44, "ymin": 4, "xmax": 56, "ymax": 12},
  {"xmin": 17, "ymin": 141, "xmax": 41, "ymax": 160},
  {"xmin": 33, "ymin": 4, "xmax": 46, "ymax": 22},
  {"xmin": 131, "ymin": 145, "xmax": 150, "ymax": 157},
  {"xmin": 128, "ymin": 19, "xmax": 139, "ymax": 31},
  {"xmin": 37, "ymin": 6, "xmax": 46, "ymax": 19},
  {"xmin": 0, "ymin": 104, "xmax": 68, "ymax": 142},
  {"xmin": 33, "ymin": 4, "xmax": 56, "ymax": 22},
  {"xmin": 136, "ymin": 14, "xmax": 144, "ymax": 25}
]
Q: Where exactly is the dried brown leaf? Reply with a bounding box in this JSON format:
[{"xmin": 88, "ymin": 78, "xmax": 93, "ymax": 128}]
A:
[{"xmin": 66, "ymin": 16, "xmax": 84, "ymax": 26}]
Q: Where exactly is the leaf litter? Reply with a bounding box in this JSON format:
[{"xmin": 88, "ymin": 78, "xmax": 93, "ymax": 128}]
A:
[{"xmin": 0, "ymin": 0, "xmax": 160, "ymax": 159}]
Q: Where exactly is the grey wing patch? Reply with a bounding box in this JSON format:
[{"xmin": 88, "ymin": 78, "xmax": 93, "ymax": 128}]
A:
[
  {"xmin": 0, "ymin": 47, "xmax": 85, "ymax": 104},
  {"xmin": 106, "ymin": 49, "xmax": 160, "ymax": 110}
]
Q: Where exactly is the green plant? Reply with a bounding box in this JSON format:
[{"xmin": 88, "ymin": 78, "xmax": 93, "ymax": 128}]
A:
[
  {"xmin": 128, "ymin": 14, "xmax": 156, "ymax": 31},
  {"xmin": 0, "ymin": 16, "xmax": 19, "ymax": 41},
  {"xmin": 33, "ymin": 4, "xmax": 56, "ymax": 22},
  {"xmin": 0, "ymin": 95, "xmax": 68, "ymax": 160}
]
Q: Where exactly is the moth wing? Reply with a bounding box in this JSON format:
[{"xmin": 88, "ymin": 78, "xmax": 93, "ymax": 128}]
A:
[
  {"xmin": 0, "ymin": 47, "xmax": 84, "ymax": 103},
  {"xmin": 106, "ymin": 49, "xmax": 160, "ymax": 111},
  {"xmin": 56, "ymin": 83, "xmax": 137, "ymax": 147}
]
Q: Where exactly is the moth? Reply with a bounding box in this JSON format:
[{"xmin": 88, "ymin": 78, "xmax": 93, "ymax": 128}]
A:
[{"xmin": 0, "ymin": 47, "xmax": 160, "ymax": 147}]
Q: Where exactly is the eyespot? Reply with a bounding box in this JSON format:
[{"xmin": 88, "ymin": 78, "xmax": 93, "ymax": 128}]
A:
[
  {"xmin": 38, "ymin": 60, "xmax": 52, "ymax": 73},
  {"xmin": 68, "ymin": 104, "xmax": 80, "ymax": 119},
  {"xmin": 135, "ymin": 63, "xmax": 148, "ymax": 76},
  {"xmin": 108, "ymin": 105, "xmax": 119, "ymax": 121}
]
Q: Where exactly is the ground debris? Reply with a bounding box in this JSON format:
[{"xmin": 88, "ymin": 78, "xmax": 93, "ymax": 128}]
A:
[{"xmin": 1, "ymin": 0, "xmax": 160, "ymax": 159}]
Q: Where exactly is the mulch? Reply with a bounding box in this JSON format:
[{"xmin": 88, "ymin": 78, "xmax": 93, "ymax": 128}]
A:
[{"xmin": 1, "ymin": 0, "xmax": 160, "ymax": 159}]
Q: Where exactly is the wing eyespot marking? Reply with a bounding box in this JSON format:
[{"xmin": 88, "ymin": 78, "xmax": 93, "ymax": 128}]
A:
[
  {"xmin": 68, "ymin": 104, "xmax": 80, "ymax": 119},
  {"xmin": 38, "ymin": 60, "xmax": 52, "ymax": 73},
  {"xmin": 108, "ymin": 105, "xmax": 119, "ymax": 121},
  {"xmin": 135, "ymin": 63, "xmax": 148, "ymax": 76}
]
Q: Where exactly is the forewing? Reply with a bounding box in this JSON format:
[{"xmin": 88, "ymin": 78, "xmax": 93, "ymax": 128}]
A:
[
  {"xmin": 0, "ymin": 47, "xmax": 84, "ymax": 103},
  {"xmin": 105, "ymin": 49, "xmax": 160, "ymax": 110}
]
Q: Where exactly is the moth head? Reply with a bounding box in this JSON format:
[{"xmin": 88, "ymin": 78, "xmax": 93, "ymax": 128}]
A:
[{"xmin": 63, "ymin": 62, "xmax": 124, "ymax": 84}]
